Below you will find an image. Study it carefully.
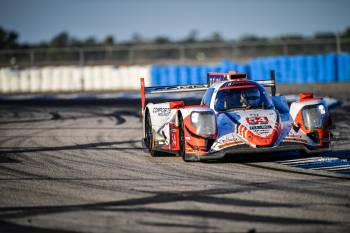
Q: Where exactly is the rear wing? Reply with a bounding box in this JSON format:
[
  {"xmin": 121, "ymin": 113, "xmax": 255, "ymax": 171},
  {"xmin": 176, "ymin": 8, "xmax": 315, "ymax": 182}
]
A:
[
  {"xmin": 140, "ymin": 70, "xmax": 277, "ymax": 111},
  {"xmin": 207, "ymin": 70, "xmax": 276, "ymax": 96},
  {"xmin": 140, "ymin": 79, "xmax": 208, "ymax": 111}
]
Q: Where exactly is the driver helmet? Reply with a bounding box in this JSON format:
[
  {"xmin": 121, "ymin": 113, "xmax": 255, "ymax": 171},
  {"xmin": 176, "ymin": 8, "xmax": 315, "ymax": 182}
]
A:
[{"xmin": 241, "ymin": 88, "xmax": 260, "ymax": 107}]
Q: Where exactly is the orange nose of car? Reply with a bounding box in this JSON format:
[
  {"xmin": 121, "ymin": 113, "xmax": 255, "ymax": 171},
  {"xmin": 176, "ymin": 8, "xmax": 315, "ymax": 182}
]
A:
[{"xmin": 239, "ymin": 122, "xmax": 280, "ymax": 147}]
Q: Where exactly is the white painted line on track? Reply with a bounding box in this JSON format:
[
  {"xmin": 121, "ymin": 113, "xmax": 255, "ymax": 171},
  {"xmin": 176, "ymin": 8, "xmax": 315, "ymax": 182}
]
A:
[
  {"xmin": 279, "ymin": 157, "xmax": 337, "ymax": 165},
  {"xmin": 312, "ymin": 165, "xmax": 350, "ymax": 171}
]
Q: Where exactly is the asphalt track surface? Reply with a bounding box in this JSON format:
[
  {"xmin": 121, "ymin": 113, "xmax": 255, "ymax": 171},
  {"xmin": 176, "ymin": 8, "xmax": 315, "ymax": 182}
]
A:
[{"xmin": 0, "ymin": 99, "xmax": 349, "ymax": 233}]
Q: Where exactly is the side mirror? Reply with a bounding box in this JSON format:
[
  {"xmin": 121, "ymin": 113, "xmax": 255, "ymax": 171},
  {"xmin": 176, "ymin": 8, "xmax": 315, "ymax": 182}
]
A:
[
  {"xmin": 292, "ymin": 123, "xmax": 301, "ymax": 132},
  {"xmin": 272, "ymin": 95, "xmax": 289, "ymax": 114},
  {"xmin": 170, "ymin": 101, "xmax": 184, "ymax": 109}
]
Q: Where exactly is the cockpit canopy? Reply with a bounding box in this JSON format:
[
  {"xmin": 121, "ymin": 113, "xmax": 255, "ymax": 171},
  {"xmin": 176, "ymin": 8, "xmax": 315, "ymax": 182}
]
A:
[{"xmin": 214, "ymin": 83, "xmax": 273, "ymax": 111}]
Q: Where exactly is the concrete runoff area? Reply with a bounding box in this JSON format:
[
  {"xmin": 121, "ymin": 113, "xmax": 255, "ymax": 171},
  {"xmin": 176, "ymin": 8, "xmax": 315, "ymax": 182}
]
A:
[{"xmin": 0, "ymin": 88, "xmax": 349, "ymax": 232}]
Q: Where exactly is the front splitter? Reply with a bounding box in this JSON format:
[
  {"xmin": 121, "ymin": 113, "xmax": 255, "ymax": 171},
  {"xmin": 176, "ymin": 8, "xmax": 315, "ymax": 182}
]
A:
[{"xmin": 199, "ymin": 142, "xmax": 329, "ymax": 161}]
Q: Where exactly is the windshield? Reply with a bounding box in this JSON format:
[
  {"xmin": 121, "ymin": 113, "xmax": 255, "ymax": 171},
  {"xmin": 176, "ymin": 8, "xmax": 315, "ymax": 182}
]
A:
[{"xmin": 214, "ymin": 86, "xmax": 273, "ymax": 111}]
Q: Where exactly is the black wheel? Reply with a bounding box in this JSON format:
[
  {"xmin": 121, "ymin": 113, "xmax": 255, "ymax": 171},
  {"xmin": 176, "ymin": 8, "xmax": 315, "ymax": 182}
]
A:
[
  {"xmin": 145, "ymin": 111, "xmax": 157, "ymax": 157},
  {"xmin": 179, "ymin": 115, "xmax": 200, "ymax": 162},
  {"xmin": 178, "ymin": 115, "xmax": 186, "ymax": 160}
]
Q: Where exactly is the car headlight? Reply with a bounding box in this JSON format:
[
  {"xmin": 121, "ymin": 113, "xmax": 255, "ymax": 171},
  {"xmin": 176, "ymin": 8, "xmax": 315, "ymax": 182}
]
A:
[
  {"xmin": 302, "ymin": 104, "xmax": 328, "ymax": 130},
  {"xmin": 190, "ymin": 111, "xmax": 216, "ymax": 137}
]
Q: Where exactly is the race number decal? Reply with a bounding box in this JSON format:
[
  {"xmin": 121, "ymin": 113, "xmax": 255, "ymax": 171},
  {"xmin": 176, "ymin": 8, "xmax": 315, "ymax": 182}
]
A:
[{"xmin": 246, "ymin": 117, "xmax": 269, "ymax": 125}]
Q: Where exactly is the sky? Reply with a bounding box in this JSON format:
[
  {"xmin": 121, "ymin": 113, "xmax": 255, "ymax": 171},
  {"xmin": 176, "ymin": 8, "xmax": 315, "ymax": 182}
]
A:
[{"xmin": 1, "ymin": 0, "xmax": 350, "ymax": 43}]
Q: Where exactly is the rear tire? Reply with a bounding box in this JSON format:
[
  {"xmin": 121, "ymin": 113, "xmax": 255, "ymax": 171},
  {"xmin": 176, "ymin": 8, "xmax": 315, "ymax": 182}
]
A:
[{"xmin": 145, "ymin": 111, "xmax": 157, "ymax": 157}]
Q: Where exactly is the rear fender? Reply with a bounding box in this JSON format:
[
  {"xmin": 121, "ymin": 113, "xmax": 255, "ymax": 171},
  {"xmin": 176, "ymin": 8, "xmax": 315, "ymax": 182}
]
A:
[{"xmin": 143, "ymin": 102, "xmax": 177, "ymax": 143}]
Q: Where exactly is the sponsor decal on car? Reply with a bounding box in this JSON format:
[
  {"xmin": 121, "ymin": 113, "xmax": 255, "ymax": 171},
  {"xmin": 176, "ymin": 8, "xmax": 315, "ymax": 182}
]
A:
[
  {"xmin": 153, "ymin": 107, "xmax": 171, "ymax": 116},
  {"xmin": 249, "ymin": 125, "xmax": 272, "ymax": 130}
]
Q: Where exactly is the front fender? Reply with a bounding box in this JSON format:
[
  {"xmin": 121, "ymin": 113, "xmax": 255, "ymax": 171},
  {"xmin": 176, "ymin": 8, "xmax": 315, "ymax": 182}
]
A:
[{"xmin": 177, "ymin": 106, "xmax": 217, "ymax": 154}]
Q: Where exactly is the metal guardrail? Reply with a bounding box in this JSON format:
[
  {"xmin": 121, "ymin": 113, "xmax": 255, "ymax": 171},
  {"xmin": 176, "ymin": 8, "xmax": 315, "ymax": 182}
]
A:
[{"xmin": 0, "ymin": 38, "xmax": 349, "ymax": 67}]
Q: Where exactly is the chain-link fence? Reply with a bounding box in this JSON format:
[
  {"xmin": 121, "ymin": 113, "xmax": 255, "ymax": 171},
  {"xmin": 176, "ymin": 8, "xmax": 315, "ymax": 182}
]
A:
[{"xmin": 1, "ymin": 38, "xmax": 349, "ymax": 67}]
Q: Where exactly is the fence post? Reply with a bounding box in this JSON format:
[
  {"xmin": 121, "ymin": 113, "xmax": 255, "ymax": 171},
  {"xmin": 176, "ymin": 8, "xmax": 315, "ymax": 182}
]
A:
[
  {"xmin": 283, "ymin": 42, "xmax": 289, "ymax": 55},
  {"xmin": 336, "ymin": 32, "xmax": 342, "ymax": 54},
  {"xmin": 231, "ymin": 43, "xmax": 236, "ymax": 60},
  {"xmin": 128, "ymin": 48, "xmax": 134, "ymax": 64},
  {"xmin": 79, "ymin": 49, "xmax": 85, "ymax": 66},
  {"xmin": 30, "ymin": 50, "xmax": 35, "ymax": 67},
  {"xmin": 105, "ymin": 46, "xmax": 113, "ymax": 64},
  {"xmin": 179, "ymin": 46, "xmax": 185, "ymax": 63}
]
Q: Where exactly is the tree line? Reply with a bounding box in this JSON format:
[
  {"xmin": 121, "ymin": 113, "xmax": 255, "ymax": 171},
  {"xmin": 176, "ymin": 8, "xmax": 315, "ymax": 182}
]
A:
[{"xmin": 1, "ymin": 26, "xmax": 350, "ymax": 50}]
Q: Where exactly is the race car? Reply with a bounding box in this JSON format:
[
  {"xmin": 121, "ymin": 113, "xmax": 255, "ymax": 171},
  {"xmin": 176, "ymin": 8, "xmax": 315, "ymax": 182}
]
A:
[{"xmin": 140, "ymin": 71, "xmax": 332, "ymax": 162}]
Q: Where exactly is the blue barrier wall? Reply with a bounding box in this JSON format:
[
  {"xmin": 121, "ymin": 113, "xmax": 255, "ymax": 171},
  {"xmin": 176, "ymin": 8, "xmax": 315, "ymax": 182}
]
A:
[{"xmin": 150, "ymin": 54, "xmax": 350, "ymax": 85}]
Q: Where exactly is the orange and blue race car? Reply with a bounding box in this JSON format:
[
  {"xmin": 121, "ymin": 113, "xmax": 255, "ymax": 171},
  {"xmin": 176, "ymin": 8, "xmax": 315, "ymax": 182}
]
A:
[{"xmin": 140, "ymin": 71, "xmax": 332, "ymax": 162}]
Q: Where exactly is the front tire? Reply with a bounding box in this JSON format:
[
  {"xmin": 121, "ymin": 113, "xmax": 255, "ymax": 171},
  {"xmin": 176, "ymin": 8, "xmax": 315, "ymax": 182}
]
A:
[
  {"xmin": 179, "ymin": 115, "xmax": 199, "ymax": 162},
  {"xmin": 178, "ymin": 115, "xmax": 186, "ymax": 160}
]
